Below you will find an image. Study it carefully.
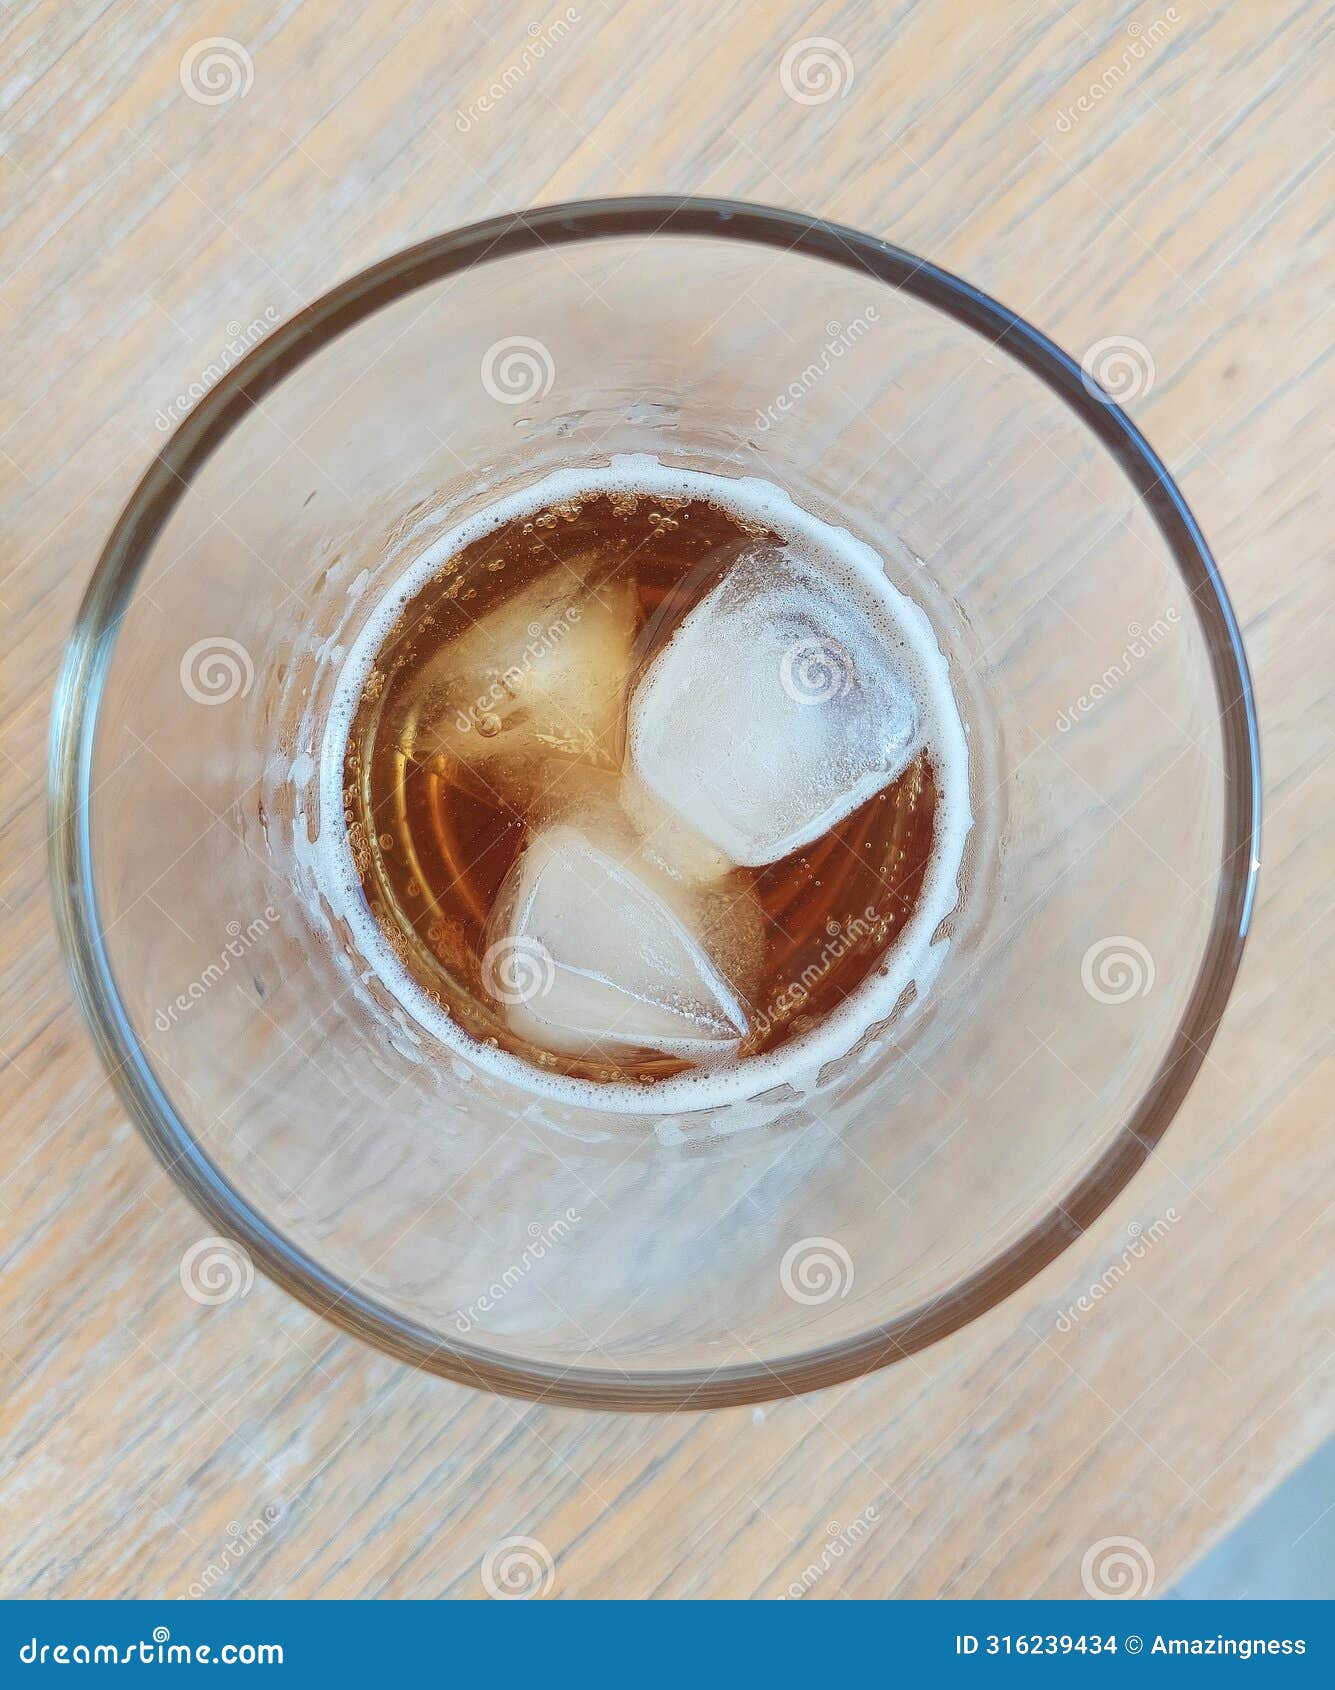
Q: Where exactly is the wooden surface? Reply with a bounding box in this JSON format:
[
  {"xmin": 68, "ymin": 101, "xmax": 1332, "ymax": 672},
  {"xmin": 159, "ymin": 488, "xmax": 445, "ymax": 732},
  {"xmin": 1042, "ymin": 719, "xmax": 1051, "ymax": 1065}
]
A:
[{"xmin": 2, "ymin": 0, "xmax": 1332, "ymax": 1599}]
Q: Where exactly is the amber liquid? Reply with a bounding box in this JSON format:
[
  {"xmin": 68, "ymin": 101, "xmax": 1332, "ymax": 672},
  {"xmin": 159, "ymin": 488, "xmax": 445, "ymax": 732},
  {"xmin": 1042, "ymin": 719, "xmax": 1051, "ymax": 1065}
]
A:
[{"xmin": 345, "ymin": 490, "xmax": 939, "ymax": 1085}]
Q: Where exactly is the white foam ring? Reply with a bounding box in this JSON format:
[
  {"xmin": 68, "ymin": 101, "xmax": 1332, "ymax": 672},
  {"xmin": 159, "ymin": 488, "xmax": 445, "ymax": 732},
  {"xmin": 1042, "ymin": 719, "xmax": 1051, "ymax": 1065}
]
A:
[{"xmin": 317, "ymin": 455, "xmax": 973, "ymax": 1116}]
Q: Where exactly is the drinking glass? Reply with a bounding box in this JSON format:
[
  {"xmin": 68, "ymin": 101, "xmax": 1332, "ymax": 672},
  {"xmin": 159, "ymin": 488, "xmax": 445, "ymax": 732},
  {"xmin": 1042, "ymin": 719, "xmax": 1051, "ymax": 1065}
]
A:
[{"xmin": 50, "ymin": 198, "xmax": 1260, "ymax": 1408}]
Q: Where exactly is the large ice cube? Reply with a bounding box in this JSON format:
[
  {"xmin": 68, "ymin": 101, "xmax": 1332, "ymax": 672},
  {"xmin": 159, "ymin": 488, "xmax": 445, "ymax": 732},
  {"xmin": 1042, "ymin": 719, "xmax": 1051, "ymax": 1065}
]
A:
[
  {"xmin": 486, "ymin": 820, "xmax": 753, "ymax": 1060},
  {"xmin": 408, "ymin": 561, "xmax": 636, "ymax": 799},
  {"xmin": 627, "ymin": 544, "xmax": 920, "ymax": 867}
]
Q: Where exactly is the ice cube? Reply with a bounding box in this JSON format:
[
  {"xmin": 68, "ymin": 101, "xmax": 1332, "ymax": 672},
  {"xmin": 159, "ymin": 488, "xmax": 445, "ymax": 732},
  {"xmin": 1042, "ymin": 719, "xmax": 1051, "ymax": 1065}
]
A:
[
  {"xmin": 485, "ymin": 819, "xmax": 753, "ymax": 1060},
  {"xmin": 627, "ymin": 544, "xmax": 920, "ymax": 867},
  {"xmin": 408, "ymin": 561, "xmax": 636, "ymax": 800}
]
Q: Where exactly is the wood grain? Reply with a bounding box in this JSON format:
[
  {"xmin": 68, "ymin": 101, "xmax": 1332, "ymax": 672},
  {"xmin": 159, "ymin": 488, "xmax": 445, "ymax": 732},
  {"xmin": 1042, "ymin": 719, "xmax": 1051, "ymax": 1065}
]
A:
[{"xmin": 1, "ymin": 0, "xmax": 1332, "ymax": 1598}]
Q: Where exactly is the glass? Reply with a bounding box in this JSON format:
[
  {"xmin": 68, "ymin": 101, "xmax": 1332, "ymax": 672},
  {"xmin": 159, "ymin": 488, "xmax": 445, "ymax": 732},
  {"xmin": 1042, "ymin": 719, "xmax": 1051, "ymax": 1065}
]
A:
[{"xmin": 49, "ymin": 198, "xmax": 1260, "ymax": 1408}]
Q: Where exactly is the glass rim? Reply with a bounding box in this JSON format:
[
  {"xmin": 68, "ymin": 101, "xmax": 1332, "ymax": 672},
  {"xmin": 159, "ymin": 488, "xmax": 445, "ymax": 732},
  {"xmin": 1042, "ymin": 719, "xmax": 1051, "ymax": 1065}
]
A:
[{"xmin": 48, "ymin": 194, "xmax": 1262, "ymax": 1411}]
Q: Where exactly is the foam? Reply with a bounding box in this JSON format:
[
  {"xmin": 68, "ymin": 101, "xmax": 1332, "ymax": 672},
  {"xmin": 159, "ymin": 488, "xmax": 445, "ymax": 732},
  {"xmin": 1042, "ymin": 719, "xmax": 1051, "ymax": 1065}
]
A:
[{"xmin": 317, "ymin": 455, "xmax": 973, "ymax": 1116}]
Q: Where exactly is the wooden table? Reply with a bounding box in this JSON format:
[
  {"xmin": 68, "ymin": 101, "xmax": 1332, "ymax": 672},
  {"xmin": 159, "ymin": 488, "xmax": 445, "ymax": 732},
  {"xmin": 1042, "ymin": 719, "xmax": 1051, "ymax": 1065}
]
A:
[{"xmin": 2, "ymin": 0, "xmax": 1331, "ymax": 1599}]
